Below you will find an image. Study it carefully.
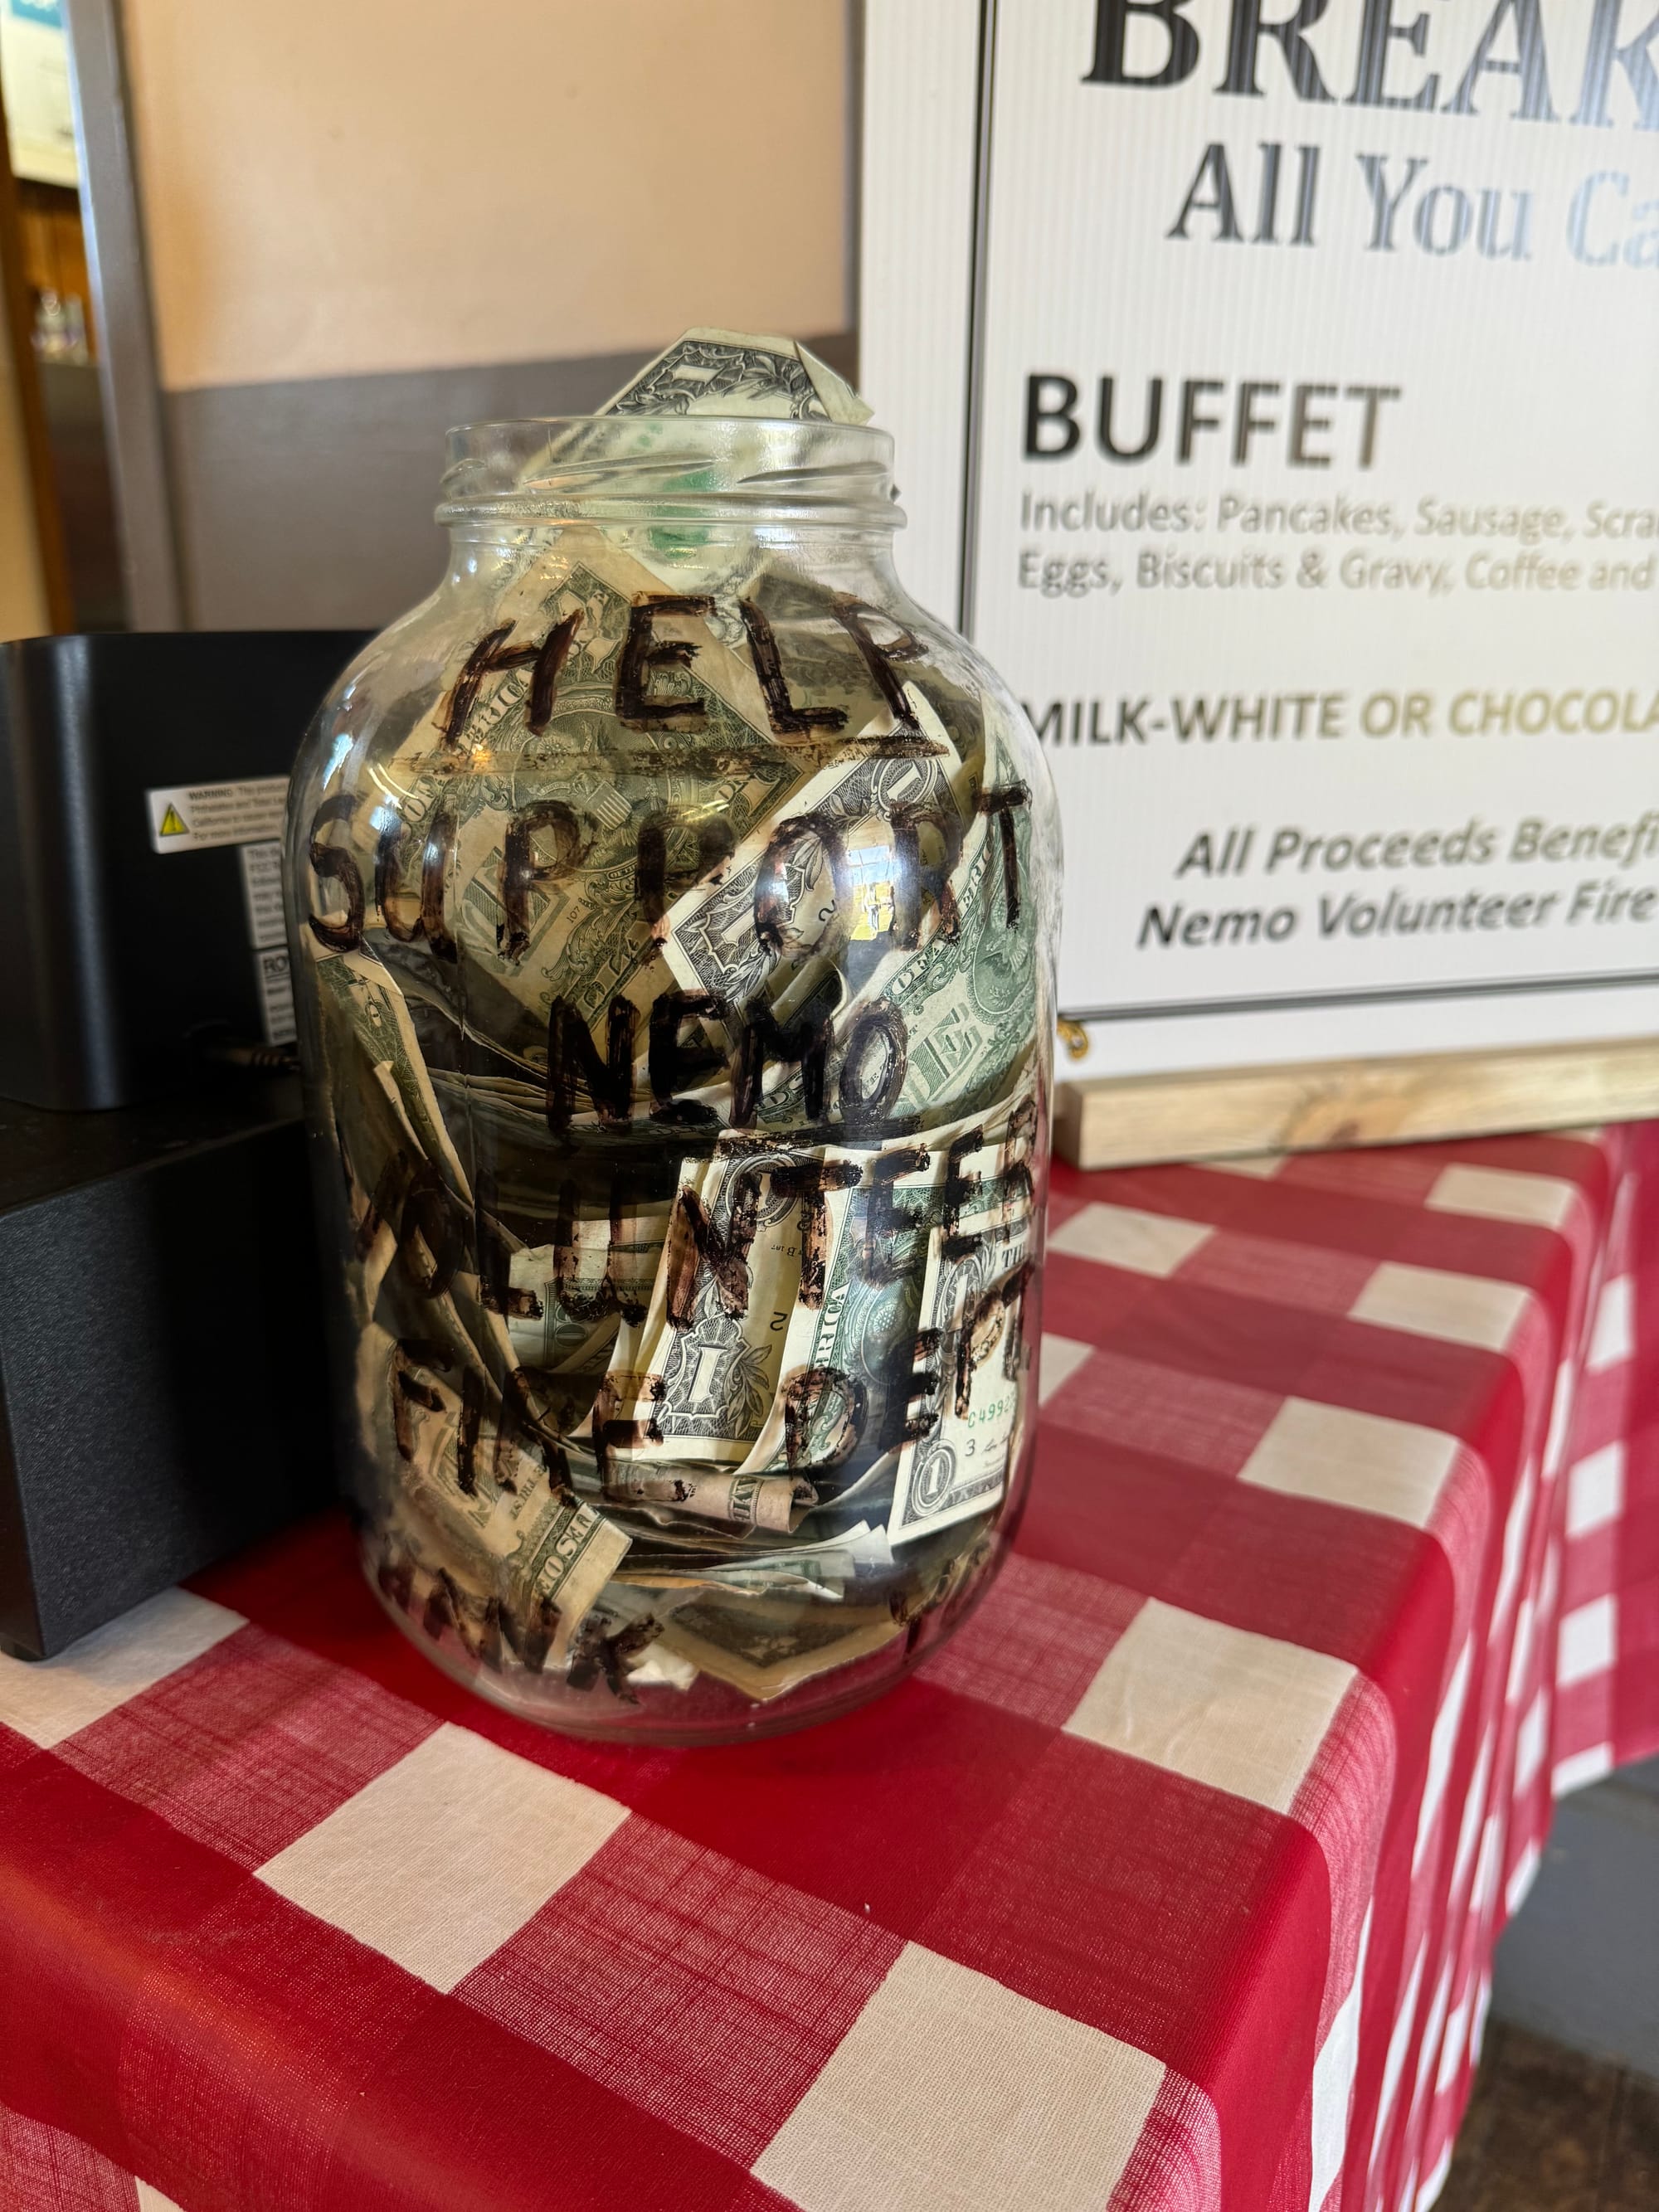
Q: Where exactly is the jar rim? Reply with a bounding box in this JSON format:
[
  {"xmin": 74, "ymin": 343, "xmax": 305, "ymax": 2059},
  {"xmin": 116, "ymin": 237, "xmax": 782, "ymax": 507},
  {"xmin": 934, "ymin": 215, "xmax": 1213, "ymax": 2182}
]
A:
[{"xmin": 435, "ymin": 414, "xmax": 903, "ymax": 531}]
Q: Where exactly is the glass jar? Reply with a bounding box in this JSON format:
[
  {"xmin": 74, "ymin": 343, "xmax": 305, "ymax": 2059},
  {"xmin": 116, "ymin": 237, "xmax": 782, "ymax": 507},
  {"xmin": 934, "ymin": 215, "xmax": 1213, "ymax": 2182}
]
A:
[{"xmin": 284, "ymin": 416, "xmax": 1059, "ymax": 1743}]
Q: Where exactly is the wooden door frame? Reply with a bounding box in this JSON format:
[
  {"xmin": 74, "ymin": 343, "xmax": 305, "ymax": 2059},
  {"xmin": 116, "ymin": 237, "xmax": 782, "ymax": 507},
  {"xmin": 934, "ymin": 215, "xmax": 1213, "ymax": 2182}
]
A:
[
  {"xmin": 60, "ymin": 0, "xmax": 181, "ymax": 629},
  {"xmin": 0, "ymin": 64, "xmax": 73, "ymax": 632}
]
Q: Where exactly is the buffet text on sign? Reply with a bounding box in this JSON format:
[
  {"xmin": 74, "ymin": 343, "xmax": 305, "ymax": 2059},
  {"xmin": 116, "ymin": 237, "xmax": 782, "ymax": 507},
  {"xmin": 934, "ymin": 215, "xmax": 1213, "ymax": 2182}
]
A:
[{"xmin": 862, "ymin": 0, "xmax": 1659, "ymax": 1077}]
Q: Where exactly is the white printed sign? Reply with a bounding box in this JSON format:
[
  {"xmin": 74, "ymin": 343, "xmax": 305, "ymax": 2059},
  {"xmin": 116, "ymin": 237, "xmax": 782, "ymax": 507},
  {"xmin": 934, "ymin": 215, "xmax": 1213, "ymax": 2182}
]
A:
[
  {"xmin": 862, "ymin": 0, "xmax": 1659, "ymax": 1078},
  {"xmin": 240, "ymin": 840, "xmax": 296, "ymax": 1045},
  {"xmin": 237, "ymin": 839, "xmax": 286, "ymax": 950},
  {"xmin": 253, "ymin": 946, "xmax": 296, "ymax": 1048},
  {"xmin": 144, "ymin": 788, "xmax": 295, "ymax": 1044},
  {"xmin": 0, "ymin": 0, "xmax": 76, "ymax": 187}
]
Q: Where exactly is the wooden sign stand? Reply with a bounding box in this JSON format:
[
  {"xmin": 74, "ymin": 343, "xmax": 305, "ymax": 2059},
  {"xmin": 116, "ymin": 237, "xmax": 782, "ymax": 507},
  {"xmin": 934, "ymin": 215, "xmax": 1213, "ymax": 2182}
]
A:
[{"xmin": 1054, "ymin": 1035, "xmax": 1659, "ymax": 1173}]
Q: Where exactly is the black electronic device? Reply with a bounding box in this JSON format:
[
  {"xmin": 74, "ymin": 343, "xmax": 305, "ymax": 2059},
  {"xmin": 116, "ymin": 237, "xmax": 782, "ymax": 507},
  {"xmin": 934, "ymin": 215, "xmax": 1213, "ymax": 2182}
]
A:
[
  {"xmin": 0, "ymin": 1077, "xmax": 333, "ymax": 1658},
  {"xmin": 0, "ymin": 630, "xmax": 369, "ymax": 1110},
  {"xmin": 0, "ymin": 633, "xmax": 365, "ymax": 1655}
]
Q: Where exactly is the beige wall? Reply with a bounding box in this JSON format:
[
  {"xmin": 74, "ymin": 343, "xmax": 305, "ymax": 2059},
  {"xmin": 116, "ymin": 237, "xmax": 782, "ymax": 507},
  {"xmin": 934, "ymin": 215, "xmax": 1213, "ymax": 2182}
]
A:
[{"xmin": 121, "ymin": 0, "xmax": 850, "ymax": 392}]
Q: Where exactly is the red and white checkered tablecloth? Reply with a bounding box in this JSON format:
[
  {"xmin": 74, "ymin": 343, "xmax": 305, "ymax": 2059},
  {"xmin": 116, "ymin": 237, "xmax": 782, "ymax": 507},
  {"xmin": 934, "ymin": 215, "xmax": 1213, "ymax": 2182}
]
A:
[{"xmin": 2, "ymin": 1123, "xmax": 1657, "ymax": 2212}]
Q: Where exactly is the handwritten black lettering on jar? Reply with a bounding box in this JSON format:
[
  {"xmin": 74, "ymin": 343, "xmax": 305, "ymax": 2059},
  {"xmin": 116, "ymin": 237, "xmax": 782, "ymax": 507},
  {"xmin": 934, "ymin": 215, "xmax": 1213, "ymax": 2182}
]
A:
[
  {"xmin": 418, "ymin": 812, "xmax": 459, "ymax": 961},
  {"xmin": 632, "ymin": 814, "xmax": 671, "ymax": 935},
  {"xmin": 392, "ymin": 1339, "xmax": 450, "ymax": 1461},
  {"xmin": 529, "ymin": 1599, "xmax": 569, "ymax": 1673},
  {"xmin": 306, "ymin": 794, "xmax": 365, "ymax": 950},
  {"xmin": 731, "ymin": 999, "xmax": 831, "ymax": 1128},
  {"xmin": 889, "ymin": 802, "xmax": 965, "ymax": 946},
  {"xmin": 1002, "ymin": 1097, "xmax": 1040, "ymax": 1218},
  {"xmin": 377, "ymin": 1547, "xmax": 416, "ymax": 1614},
  {"xmin": 495, "ymin": 1365, "xmax": 567, "ymax": 1490},
  {"xmin": 500, "ymin": 800, "xmax": 586, "ymax": 961},
  {"xmin": 374, "ymin": 808, "xmax": 459, "ymax": 958},
  {"xmin": 551, "ymin": 1179, "xmax": 638, "ymax": 1325},
  {"xmin": 313, "ymin": 751, "xmax": 1039, "ymax": 1150},
  {"xmin": 615, "ymin": 596, "xmax": 716, "ymax": 728},
  {"xmin": 285, "ymin": 409, "xmax": 1056, "ymax": 1741},
  {"xmin": 588, "ymin": 1374, "xmax": 650, "ymax": 1487},
  {"xmin": 397, "ymin": 1165, "xmax": 464, "ymax": 1299},
  {"xmin": 978, "ymin": 785, "xmax": 1032, "ymax": 926},
  {"xmin": 739, "ymin": 599, "xmax": 848, "ymax": 740},
  {"xmin": 829, "ymin": 595, "xmax": 927, "ymax": 739},
  {"xmin": 421, "ymin": 1568, "xmax": 460, "ymax": 1641},
  {"xmin": 902, "ymin": 1330, "xmax": 944, "ymax": 1442},
  {"xmin": 353, "ymin": 1150, "xmax": 414, "ymax": 1261},
  {"xmin": 941, "ymin": 1126, "xmax": 987, "ymax": 1241},
  {"xmin": 440, "ymin": 615, "xmax": 579, "ymax": 746},
  {"xmin": 635, "ymin": 810, "xmax": 736, "ymax": 936},
  {"xmin": 860, "ymin": 1147, "xmax": 932, "ymax": 1284},
  {"xmin": 545, "ymin": 999, "xmax": 636, "ymax": 1132},
  {"xmin": 782, "ymin": 1366, "xmax": 868, "ymax": 1471},
  {"xmin": 649, "ymin": 989, "xmax": 728, "ymax": 1123},
  {"xmin": 471, "ymin": 1170, "xmax": 513, "ymax": 1315},
  {"xmin": 375, "ymin": 820, "xmax": 425, "ymax": 945},
  {"xmin": 837, "ymin": 1006, "xmax": 908, "ymax": 1128},
  {"xmin": 665, "ymin": 1171, "xmax": 761, "ymax": 1330},
  {"xmin": 779, "ymin": 1159, "xmax": 862, "ymax": 1307},
  {"xmin": 454, "ymin": 1368, "xmax": 485, "ymax": 1495},
  {"xmin": 955, "ymin": 1262, "xmax": 1034, "ymax": 1418},
  {"xmin": 754, "ymin": 810, "xmax": 849, "ymax": 955}
]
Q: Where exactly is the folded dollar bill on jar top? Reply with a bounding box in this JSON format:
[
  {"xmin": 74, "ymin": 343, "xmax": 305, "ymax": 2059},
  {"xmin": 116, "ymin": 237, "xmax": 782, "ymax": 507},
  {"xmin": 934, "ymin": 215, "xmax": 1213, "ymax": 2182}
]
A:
[{"xmin": 599, "ymin": 328, "xmax": 871, "ymax": 424}]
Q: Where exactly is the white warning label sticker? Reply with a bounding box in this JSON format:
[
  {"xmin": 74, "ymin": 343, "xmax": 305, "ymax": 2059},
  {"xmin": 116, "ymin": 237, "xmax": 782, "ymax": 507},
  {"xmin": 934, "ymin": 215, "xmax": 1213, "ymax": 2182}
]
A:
[
  {"xmin": 238, "ymin": 839, "xmax": 286, "ymax": 950},
  {"xmin": 238, "ymin": 842, "xmax": 294, "ymax": 1043},
  {"xmin": 146, "ymin": 775, "xmax": 289, "ymax": 854},
  {"xmin": 255, "ymin": 946, "xmax": 296, "ymax": 1047}
]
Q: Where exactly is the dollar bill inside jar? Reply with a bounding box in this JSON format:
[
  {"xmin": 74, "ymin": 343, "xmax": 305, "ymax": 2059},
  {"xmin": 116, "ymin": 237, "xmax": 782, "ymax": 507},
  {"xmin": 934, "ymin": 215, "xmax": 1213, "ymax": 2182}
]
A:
[{"xmin": 288, "ymin": 330, "xmax": 1058, "ymax": 1738}]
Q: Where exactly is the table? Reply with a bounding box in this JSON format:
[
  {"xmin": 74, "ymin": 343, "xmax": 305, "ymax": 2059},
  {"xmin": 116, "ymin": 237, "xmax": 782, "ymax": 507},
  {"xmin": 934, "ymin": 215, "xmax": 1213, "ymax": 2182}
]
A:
[{"xmin": 2, "ymin": 1124, "xmax": 1655, "ymax": 2212}]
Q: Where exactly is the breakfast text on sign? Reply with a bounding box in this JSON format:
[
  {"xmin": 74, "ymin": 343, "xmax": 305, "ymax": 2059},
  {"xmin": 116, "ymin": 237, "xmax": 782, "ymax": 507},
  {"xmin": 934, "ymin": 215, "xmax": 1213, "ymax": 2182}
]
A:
[{"xmin": 860, "ymin": 0, "xmax": 1658, "ymax": 1053}]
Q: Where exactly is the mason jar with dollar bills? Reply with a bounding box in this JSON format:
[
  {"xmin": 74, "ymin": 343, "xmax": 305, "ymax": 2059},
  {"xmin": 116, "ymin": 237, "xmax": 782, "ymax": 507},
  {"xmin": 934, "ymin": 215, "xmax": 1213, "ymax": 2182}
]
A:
[{"xmin": 285, "ymin": 333, "xmax": 1059, "ymax": 1742}]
